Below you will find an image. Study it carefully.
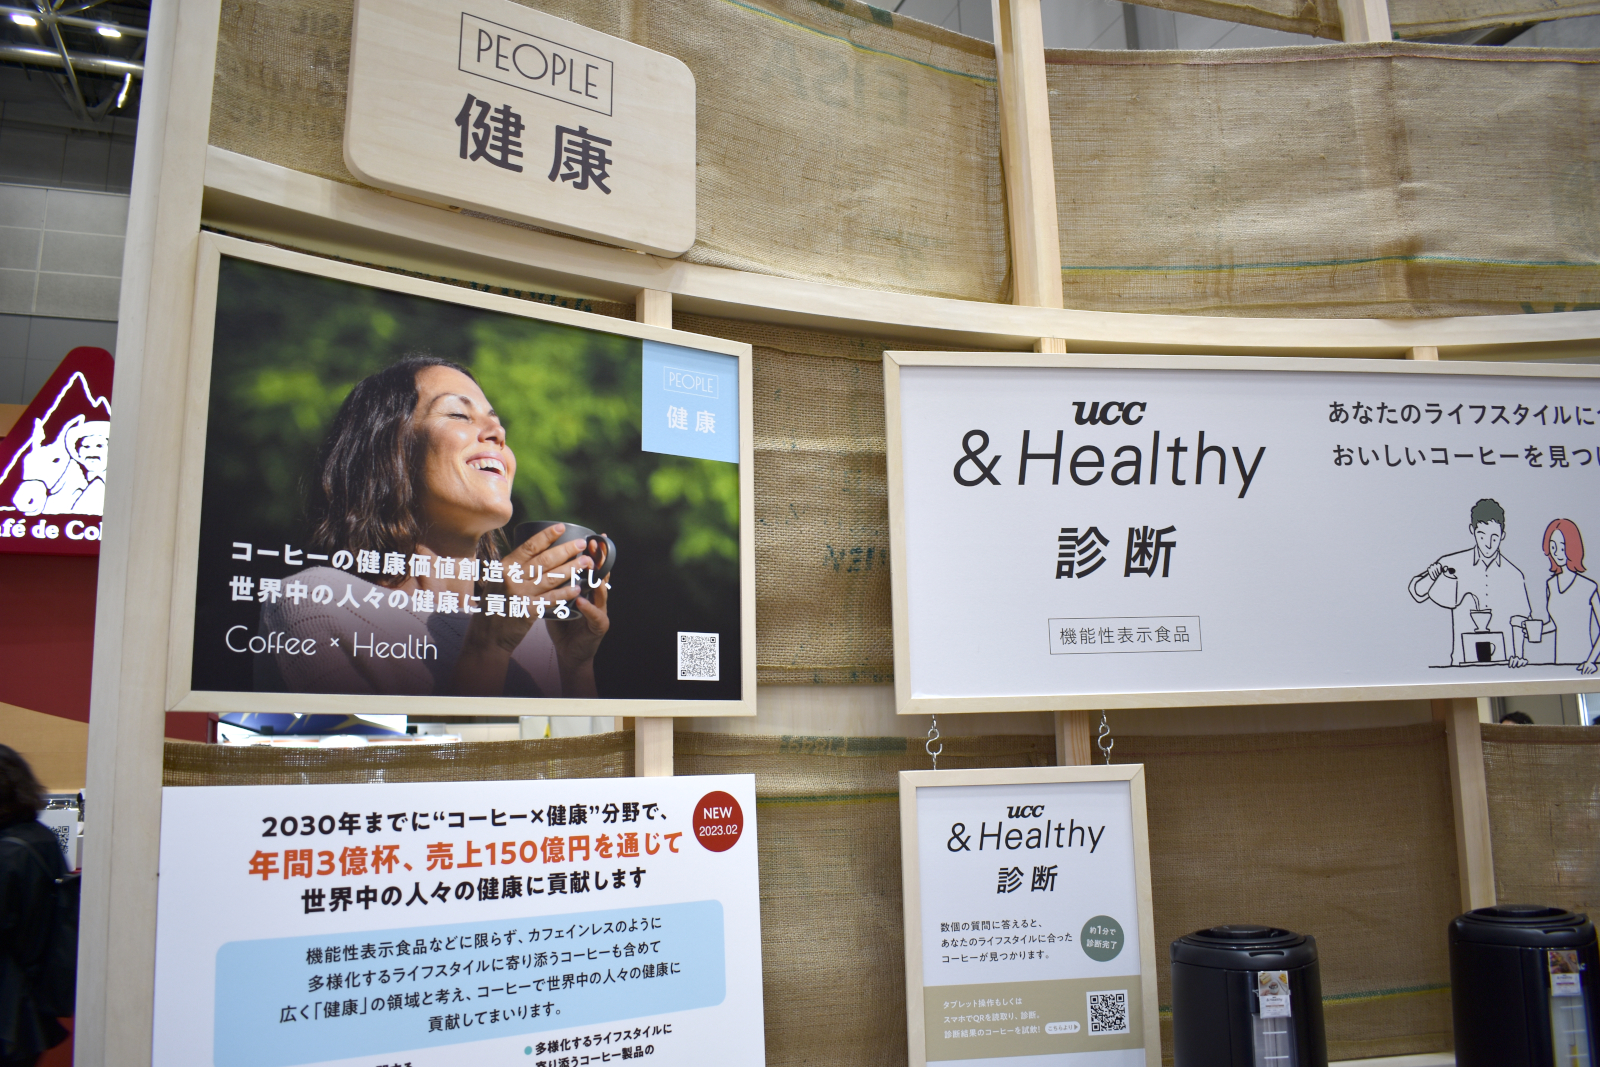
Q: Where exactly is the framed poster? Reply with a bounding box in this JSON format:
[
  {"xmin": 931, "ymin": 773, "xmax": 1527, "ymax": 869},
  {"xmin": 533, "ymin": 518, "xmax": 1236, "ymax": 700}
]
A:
[
  {"xmin": 168, "ymin": 233, "xmax": 753, "ymax": 716},
  {"xmin": 151, "ymin": 775, "xmax": 763, "ymax": 1067},
  {"xmin": 900, "ymin": 765, "xmax": 1160, "ymax": 1067},
  {"xmin": 885, "ymin": 351, "xmax": 1600, "ymax": 714}
]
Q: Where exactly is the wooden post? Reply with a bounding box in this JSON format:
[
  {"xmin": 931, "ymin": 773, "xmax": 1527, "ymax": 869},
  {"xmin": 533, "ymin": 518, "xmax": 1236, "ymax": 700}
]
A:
[
  {"xmin": 1055, "ymin": 710, "xmax": 1094, "ymax": 766},
  {"xmin": 990, "ymin": 0, "xmax": 1064, "ymax": 315},
  {"xmin": 636, "ymin": 717, "xmax": 675, "ymax": 777},
  {"xmin": 1338, "ymin": 0, "xmax": 1393, "ymax": 41},
  {"xmin": 995, "ymin": 3, "xmax": 1082, "ymax": 759},
  {"xmin": 635, "ymin": 288, "xmax": 675, "ymax": 777},
  {"xmin": 1437, "ymin": 697, "xmax": 1497, "ymax": 911},
  {"xmin": 77, "ymin": 0, "xmax": 222, "ymax": 1061},
  {"xmin": 636, "ymin": 287, "xmax": 672, "ymax": 331}
]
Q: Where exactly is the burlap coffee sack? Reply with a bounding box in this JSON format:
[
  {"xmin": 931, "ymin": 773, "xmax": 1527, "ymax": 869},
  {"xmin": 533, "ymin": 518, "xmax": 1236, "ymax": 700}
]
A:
[
  {"xmin": 209, "ymin": 0, "xmax": 1009, "ymax": 302},
  {"xmin": 1118, "ymin": 0, "xmax": 1600, "ymax": 42},
  {"xmin": 163, "ymin": 732, "xmax": 635, "ymax": 784},
  {"xmin": 677, "ymin": 313, "xmax": 1011, "ymax": 686},
  {"xmin": 674, "ymin": 731, "xmax": 1055, "ymax": 1066},
  {"xmin": 1111, "ymin": 724, "xmax": 1459, "ymax": 1061},
  {"xmin": 1482, "ymin": 722, "xmax": 1600, "ymax": 914},
  {"xmin": 1048, "ymin": 43, "xmax": 1600, "ymax": 318}
]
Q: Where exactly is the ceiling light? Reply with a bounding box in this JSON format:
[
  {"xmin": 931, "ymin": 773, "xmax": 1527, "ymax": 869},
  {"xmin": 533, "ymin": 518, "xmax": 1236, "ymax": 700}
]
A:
[
  {"xmin": 96, "ymin": 24, "xmax": 120, "ymax": 37},
  {"xmin": 115, "ymin": 71, "xmax": 129, "ymax": 108},
  {"xmin": 10, "ymin": 13, "xmax": 38, "ymax": 26}
]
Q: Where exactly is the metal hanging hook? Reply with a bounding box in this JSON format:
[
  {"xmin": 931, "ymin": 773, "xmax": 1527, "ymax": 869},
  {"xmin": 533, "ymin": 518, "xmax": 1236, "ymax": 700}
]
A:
[
  {"xmin": 926, "ymin": 715, "xmax": 943, "ymax": 771},
  {"xmin": 1097, "ymin": 711, "xmax": 1114, "ymax": 766}
]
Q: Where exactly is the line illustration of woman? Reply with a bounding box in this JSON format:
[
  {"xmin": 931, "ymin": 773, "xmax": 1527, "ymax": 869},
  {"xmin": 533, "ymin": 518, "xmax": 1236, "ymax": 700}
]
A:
[
  {"xmin": 1531, "ymin": 518, "xmax": 1600, "ymax": 673},
  {"xmin": 259, "ymin": 355, "xmax": 613, "ymax": 696}
]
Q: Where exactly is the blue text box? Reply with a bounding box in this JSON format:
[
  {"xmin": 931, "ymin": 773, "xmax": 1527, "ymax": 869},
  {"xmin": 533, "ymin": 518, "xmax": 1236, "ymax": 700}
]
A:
[
  {"xmin": 641, "ymin": 342, "xmax": 739, "ymax": 464},
  {"xmin": 214, "ymin": 900, "xmax": 725, "ymax": 1067}
]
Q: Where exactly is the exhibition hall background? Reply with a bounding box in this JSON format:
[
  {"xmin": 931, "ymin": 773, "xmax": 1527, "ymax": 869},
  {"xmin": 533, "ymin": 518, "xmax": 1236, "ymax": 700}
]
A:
[{"xmin": 4, "ymin": 0, "xmax": 1600, "ymax": 1064}]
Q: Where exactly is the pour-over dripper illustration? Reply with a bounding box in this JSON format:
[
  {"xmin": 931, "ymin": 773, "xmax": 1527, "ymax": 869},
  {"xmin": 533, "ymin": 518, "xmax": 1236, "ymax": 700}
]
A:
[{"xmin": 1459, "ymin": 593, "xmax": 1508, "ymax": 664}]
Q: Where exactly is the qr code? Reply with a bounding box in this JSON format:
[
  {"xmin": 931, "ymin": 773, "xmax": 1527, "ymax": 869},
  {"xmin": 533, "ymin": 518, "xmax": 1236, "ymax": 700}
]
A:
[
  {"xmin": 677, "ymin": 632, "xmax": 720, "ymax": 681},
  {"xmin": 49, "ymin": 824, "xmax": 70, "ymax": 855},
  {"xmin": 1087, "ymin": 990, "xmax": 1130, "ymax": 1035}
]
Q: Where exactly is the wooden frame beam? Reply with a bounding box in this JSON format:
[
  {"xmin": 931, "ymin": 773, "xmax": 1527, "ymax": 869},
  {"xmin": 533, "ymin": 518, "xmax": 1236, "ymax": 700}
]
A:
[
  {"xmin": 991, "ymin": 0, "xmax": 1063, "ymax": 312},
  {"xmin": 635, "ymin": 288, "xmax": 675, "ymax": 779},
  {"xmin": 78, "ymin": 0, "xmax": 222, "ymax": 1061},
  {"xmin": 1055, "ymin": 709, "xmax": 1094, "ymax": 765},
  {"xmin": 1339, "ymin": 0, "xmax": 1394, "ymax": 41},
  {"xmin": 1440, "ymin": 697, "xmax": 1497, "ymax": 911},
  {"xmin": 636, "ymin": 716, "xmax": 674, "ymax": 777},
  {"xmin": 203, "ymin": 148, "xmax": 1600, "ymax": 361}
]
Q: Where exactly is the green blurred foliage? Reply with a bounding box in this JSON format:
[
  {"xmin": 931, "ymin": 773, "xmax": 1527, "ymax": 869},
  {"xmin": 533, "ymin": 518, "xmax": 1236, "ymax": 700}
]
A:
[
  {"xmin": 204, "ymin": 258, "xmax": 736, "ymax": 601},
  {"xmin": 468, "ymin": 317, "xmax": 638, "ymax": 518},
  {"xmin": 649, "ymin": 458, "xmax": 739, "ymax": 565}
]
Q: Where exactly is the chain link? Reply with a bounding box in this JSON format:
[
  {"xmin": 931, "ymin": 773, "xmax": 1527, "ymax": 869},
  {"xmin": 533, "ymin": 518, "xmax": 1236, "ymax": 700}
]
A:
[
  {"xmin": 926, "ymin": 715, "xmax": 943, "ymax": 770},
  {"xmin": 1097, "ymin": 711, "xmax": 1114, "ymax": 765}
]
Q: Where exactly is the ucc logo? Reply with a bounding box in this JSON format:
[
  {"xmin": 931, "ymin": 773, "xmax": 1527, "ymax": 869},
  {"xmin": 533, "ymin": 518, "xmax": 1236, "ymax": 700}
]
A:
[
  {"xmin": 1006, "ymin": 804, "xmax": 1045, "ymax": 818},
  {"xmin": 1073, "ymin": 401, "xmax": 1147, "ymax": 426}
]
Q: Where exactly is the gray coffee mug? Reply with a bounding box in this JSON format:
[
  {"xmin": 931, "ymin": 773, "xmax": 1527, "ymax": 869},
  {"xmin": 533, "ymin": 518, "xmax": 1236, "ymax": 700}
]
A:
[{"xmin": 512, "ymin": 521, "xmax": 617, "ymax": 616}]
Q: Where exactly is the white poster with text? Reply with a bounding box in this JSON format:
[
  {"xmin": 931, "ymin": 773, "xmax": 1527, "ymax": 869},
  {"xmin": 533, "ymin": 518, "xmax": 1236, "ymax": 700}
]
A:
[
  {"xmin": 890, "ymin": 355, "xmax": 1600, "ymax": 708},
  {"xmin": 152, "ymin": 776, "xmax": 762, "ymax": 1067}
]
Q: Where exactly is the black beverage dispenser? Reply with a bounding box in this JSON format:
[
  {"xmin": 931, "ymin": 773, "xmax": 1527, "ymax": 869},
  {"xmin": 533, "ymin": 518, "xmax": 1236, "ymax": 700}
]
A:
[
  {"xmin": 1170, "ymin": 925, "xmax": 1328, "ymax": 1067},
  {"xmin": 1450, "ymin": 905, "xmax": 1598, "ymax": 1067}
]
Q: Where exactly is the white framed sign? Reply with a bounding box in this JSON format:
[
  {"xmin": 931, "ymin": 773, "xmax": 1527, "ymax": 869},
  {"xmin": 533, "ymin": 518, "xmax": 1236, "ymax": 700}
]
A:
[
  {"xmin": 152, "ymin": 775, "xmax": 763, "ymax": 1067},
  {"xmin": 167, "ymin": 233, "xmax": 755, "ymax": 718},
  {"xmin": 886, "ymin": 351, "xmax": 1600, "ymax": 714},
  {"xmin": 344, "ymin": 0, "xmax": 696, "ymax": 257},
  {"xmin": 900, "ymin": 765, "xmax": 1160, "ymax": 1066}
]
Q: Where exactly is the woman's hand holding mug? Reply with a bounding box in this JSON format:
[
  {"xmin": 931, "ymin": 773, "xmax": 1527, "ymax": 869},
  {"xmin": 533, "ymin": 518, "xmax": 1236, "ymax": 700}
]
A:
[{"xmin": 455, "ymin": 522, "xmax": 612, "ymax": 697}]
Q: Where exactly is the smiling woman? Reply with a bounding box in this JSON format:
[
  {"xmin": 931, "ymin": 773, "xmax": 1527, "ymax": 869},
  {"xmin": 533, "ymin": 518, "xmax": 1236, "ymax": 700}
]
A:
[{"xmin": 258, "ymin": 355, "xmax": 613, "ymax": 696}]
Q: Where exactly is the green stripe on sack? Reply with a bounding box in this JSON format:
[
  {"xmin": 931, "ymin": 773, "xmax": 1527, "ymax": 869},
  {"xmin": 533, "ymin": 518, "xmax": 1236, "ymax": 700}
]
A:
[
  {"xmin": 1323, "ymin": 983, "xmax": 1451, "ymax": 1004},
  {"xmin": 1061, "ymin": 253, "xmax": 1600, "ymax": 276},
  {"xmin": 718, "ymin": 0, "xmax": 998, "ymax": 86},
  {"xmin": 1156, "ymin": 983, "xmax": 1450, "ymax": 1016},
  {"xmin": 757, "ymin": 792, "xmax": 899, "ymax": 806}
]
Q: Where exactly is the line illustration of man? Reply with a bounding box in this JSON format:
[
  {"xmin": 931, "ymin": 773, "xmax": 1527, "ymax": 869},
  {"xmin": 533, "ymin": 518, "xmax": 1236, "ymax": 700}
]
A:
[{"xmin": 1408, "ymin": 498, "xmax": 1531, "ymax": 667}]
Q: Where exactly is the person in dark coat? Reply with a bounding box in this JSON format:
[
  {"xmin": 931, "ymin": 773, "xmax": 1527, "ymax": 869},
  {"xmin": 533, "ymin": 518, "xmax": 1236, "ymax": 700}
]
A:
[{"xmin": 0, "ymin": 746, "xmax": 67, "ymax": 1066}]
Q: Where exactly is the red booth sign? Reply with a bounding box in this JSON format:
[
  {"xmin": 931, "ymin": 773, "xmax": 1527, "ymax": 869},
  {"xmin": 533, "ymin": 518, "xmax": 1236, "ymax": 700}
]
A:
[{"xmin": 0, "ymin": 346, "xmax": 113, "ymax": 555}]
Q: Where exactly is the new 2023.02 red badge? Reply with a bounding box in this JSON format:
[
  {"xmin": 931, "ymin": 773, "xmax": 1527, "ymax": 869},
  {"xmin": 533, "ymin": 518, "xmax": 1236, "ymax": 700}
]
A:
[{"xmin": 693, "ymin": 790, "xmax": 743, "ymax": 852}]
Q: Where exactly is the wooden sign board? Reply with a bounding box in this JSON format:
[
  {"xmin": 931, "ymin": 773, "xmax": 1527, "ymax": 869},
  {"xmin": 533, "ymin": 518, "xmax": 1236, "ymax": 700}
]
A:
[
  {"xmin": 345, "ymin": 0, "xmax": 696, "ymax": 256},
  {"xmin": 900, "ymin": 765, "xmax": 1160, "ymax": 1066}
]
